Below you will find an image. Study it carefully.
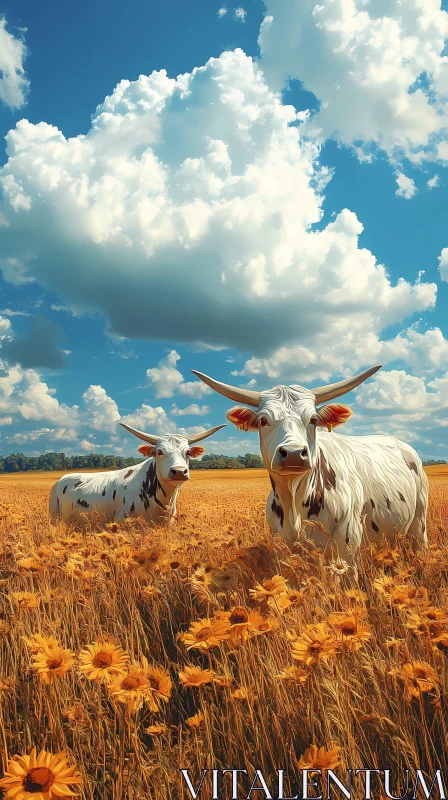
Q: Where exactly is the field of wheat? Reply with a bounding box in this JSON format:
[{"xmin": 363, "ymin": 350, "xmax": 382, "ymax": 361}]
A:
[{"xmin": 0, "ymin": 466, "xmax": 448, "ymax": 800}]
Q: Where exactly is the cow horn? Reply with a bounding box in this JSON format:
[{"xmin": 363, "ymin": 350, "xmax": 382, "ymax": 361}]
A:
[
  {"xmin": 191, "ymin": 370, "xmax": 261, "ymax": 407},
  {"xmin": 119, "ymin": 421, "xmax": 226, "ymax": 445},
  {"xmin": 188, "ymin": 424, "xmax": 226, "ymax": 444},
  {"xmin": 313, "ymin": 365, "xmax": 382, "ymax": 404},
  {"xmin": 119, "ymin": 422, "xmax": 159, "ymax": 444}
]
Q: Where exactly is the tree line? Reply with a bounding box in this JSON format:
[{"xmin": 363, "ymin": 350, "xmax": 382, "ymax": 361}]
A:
[{"xmin": 0, "ymin": 451, "xmax": 264, "ymax": 473}]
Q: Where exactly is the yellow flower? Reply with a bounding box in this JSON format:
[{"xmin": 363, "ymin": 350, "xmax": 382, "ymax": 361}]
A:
[
  {"xmin": 0, "ymin": 619, "xmax": 10, "ymax": 635},
  {"xmin": 327, "ymin": 613, "xmax": 372, "ymax": 651},
  {"xmin": 291, "ymin": 623, "xmax": 341, "ymax": 666},
  {"xmin": 78, "ymin": 640, "xmax": 128, "ymax": 683},
  {"xmin": 249, "ymin": 574, "xmax": 289, "ymax": 601},
  {"xmin": 64, "ymin": 703, "xmax": 91, "ymax": 732},
  {"xmin": 230, "ymin": 686, "xmax": 251, "ymax": 701},
  {"xmin": 389, "ymin": 661, "xmax": 439, "ymax": 699},
  {"xmin": 108, "ymin": 663, "xmax": 150, "ymax": 714},
  {"xmin": 186, "ymin": 711, "xmax": 205, "ymax": 728},
  {"xmin": 144, "ymin": 664, "xmax": 172, "ymax": 711},
  {"xmin": 179, "ymin": 617, "xmax": 230, "ymax": 651},
  {"xmin": 31, "ymin": 642, "xmax": 75, "ymax": 684},
  {"xmin": 345, "ymin": 589, "xmax": 367, "ymax": 606},
  {"xmin": 178, "ymin": 666, "xmax": 215, "ymax": 687},
  {"xmin": 141, "ymin": 585, "xmax": 161, "ymax": 599},
  {"xmin": 0, "ymin": 747, "xmax": 82, "ymax": 798},
  {"xmin": 298, "ymin": 745, "xmax": 342, "ymax": 775},
  {"xmin": 12, "ymin": 592, "xmax": 40, "ymax": 610},
  {"xmin": 17, "ymin": 557, "xmax": 44, "ymax": 574},
  {"xmin": 145, "ymin": 724, "xmax": 167, "ymax": 736}
]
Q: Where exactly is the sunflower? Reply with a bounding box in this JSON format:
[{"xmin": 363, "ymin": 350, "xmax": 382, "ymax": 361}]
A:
[
  {"xmin": 405, "ymin": 612, "xmax": 444, "ymax": 639},
  {"xmin": 276, "ymin": 665, "xmax": 310, "ymax": 684},
  {"xmin": 297, "ymin": 745, "xmax": 342, "ymax": 775},
  {"xmin": 390, "ymin": 661, "xmax": 439, "ymax": 699},
  {"xmin": 186, "ymin": 712, "xmax": 205, "ymax": 729},
  {"xmin": 0, "ymin": 747, "xmax": 82, "ymax": 799},
  {"xmin": 230, "ymin": 686, "xmax": 251, "ymax": 701},
  {"xmin": 189, "ymin": 567, "xmax": 213, "ymax": 590},
  {"xmin": 17, "ymin": 557, "xmax": 44, "ymax": 575},
  {"xmin": 327, "ymin": 613, "xmax": 372, "ymax": 651},
  {"xmin": 179, "ymin": 617, "xmax": 230, "ymax": 651},
  {"xmin": 31, "ymin": 642, "xmax": 75, "ymax": 684},
  {"xmin": 178, "ymin": 666, "xmax": 215, "ymax": 687},
  {"xmin": 108, "ymin": 663, "xmax": 150, "ymax": 714},
  {"xmin": 145, "ymin": 724, "xmax": 167, "ymax": 736},
  {"xmin": 249, "ymin": 574, "xmax": 289, "ymax": 601},
  {"xmin": 345, "ymin": 589, "xmax": 367, "ymax": 606},
  {"xmin": 78, "ymin": 640, "xmax": 129, "ymax": 682},
  {"xmin": 64, "ymin": 703, "xmax": 91, "ymax": 732},
  {"xmin": 373, "ymin": 547, "xmax": 400, "ymax": 568},
  {"xmin": 141, "ymin": 585, "xmax": 161, "ymax": 599},
  {"xmin": 326, "ymin": 559, "xmax": 350, "ymax": 578},
  {"xmin": 12, "ymin": 592, "xmax": 40, "ymax": 610},
  {"xmin": 144, "ymin": 663, "xmax": 172, "ymax": 711},
  {"xmin": 291, "ymin": 623, "xmax": 341, "ymax": 666}
]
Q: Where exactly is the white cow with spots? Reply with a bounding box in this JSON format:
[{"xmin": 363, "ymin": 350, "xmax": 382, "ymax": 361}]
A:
[
  {"xmin": 49, "ymin": 424, "xmax": 225, "ymax": 525},
  {"xmin": 192, "ymin": 367, "xmax": 428, "ymax": 563}
]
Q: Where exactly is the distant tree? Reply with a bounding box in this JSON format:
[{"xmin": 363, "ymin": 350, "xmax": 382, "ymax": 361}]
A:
[{"xmin": 0, "ymin": 451, "xmax": 265, "ymax": 472}]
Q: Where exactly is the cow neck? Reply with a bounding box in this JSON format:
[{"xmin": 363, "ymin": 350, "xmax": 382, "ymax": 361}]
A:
[
  {"xmin": 270, "ymin": 468, "xmax": 311, "ymax": 536},
  {"xmin": 156, "ymin": 474, "xmax": 182, "ymax": 512}
]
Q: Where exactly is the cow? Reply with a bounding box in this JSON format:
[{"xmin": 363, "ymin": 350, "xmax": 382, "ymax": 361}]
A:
[
  {"xmin": 49, "ymin": 423, "xmax": 225, "ymax": 525},
  {"xmin": 191, "ymin": 367, "xmax": 428, "ymax": 564}
]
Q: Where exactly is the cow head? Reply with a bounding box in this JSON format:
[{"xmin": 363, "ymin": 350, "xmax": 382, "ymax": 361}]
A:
[
  {"xmin": 119, "ymin": 424, "xmax": 226, "ymax": 484},
  {"xmin": 190, "ymin": 366, "xmax": 381, "ymax": 478}
]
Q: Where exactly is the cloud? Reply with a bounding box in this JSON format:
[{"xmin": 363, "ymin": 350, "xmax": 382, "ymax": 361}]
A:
[
  {"xmin": 218, "ymin": 7, "xmax": 228, "ymax": 17},
  {"xmin": 8, "ymin": 427, "xmax": 78, "ymax": 444},
  {"xmin": 17, "ymin": 370, "xmax": 79, "ymax": 425},
  {"xmin": 234, "ymin": 324, "xmax": 448, "ymax": 386},
  {"xmin": 1, "ymin": 314, "xmax": 67, "ymax": 369},
  {"xmin": 0, "ymin": 258, "xmax": 33, "ymax": 284},
  {"xmin": 80, "ymin": 439, "xmax": 96, "ymax": 452},
  {"xmin": 0, "ymin": 18, "xmax": 29, "ymax": 110},
  {"xmin": 439, "ymin": 248, "xmax": 448, "ymax": 281},
  {"xmin": 120, "ymin": 403, "xmax": 174, "ymax": 435},
  {"xmin": 258, "ymin": 0, "xmax": 448, "ymax": 163},
  {"xmin": 81, "ymin": 385, "xmax": 121, "ymax": 433},
  {"xmin": 395, "ymin": 173, "xmax": 417, "ymax": 200},
  {"xmin": 427, "ymin": 175, "xmax": 440, "ymax": 190},
  {"xmin": 171, "ymin": 403, "xmax": 211, "ymax": 416},
  {"xmin": 146, "ymin": 351, "xmax": 211, "ymax": 398},
  {"xmin": 234, "ymin": 8, "xmax": 246, "ymax": 22},
  {"xmin": 0, "ymin": 416, "xmax": 12, "ymax": 426},
  {"xmin": 0, "ymin": 50, "xmax": 436, "ymax": 359}
]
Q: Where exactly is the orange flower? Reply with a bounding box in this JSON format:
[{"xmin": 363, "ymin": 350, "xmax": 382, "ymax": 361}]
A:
[
  {"xmin": 0, "ymin": 747, "xmax": 82, "ymax": 798},
  {"xmin": 389, "ymin": 661, "xmax": 439, "ymax": 699},
  {"xmin": 78, "ymin": 640, "xmax": 128, "ymax": 683},
  {"xmin": 249, "ymin": 574, "xmax": 289, "ymax": 601},
  {"xmin": 327, "ymin": 613, "xmax": 372, "ymax": 651},
  {"xmin": 298, "ymin": 745, "xmax": 342, "ymax": 775},
  {"xmin": 186, "ymin": 711, "xmax": 205, "ymax": 728},
  {"xmin": 31, "ymin": 642, "xmax": 75, "ymax": 684},
  {"xmin": 179, "ymin": 617, "xmax": 230, "ymax": 651},
  {"xmin": 178, "ymin": 666, "xmax": 215, "ymax": 687},
  {"xmin": 291, "ymin": 623, "xmax": 341, "ymax": 666},
  {"xmin": 276, "ymin": 665, "xmax": 310, "ymax": 684}
]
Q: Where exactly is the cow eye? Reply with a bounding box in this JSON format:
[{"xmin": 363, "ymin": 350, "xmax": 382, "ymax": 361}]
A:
[
  {"xmin": 186, "ymin": 450, "xmax": 192, "ymax": 457},
  {"xmin": 309, "ymin": 415, "xmax": 318, "ymax": 426},
  {"xmin": 156, "ymin": 449, "xmax": 163, "ymax": 456},
  {"xmin": 259, "ymin": 417, "xmax": 269, "ymax": 427}
]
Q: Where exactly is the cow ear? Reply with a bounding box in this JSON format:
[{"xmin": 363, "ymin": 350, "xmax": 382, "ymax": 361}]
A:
[
  {"xmin": 189, "ymin": 446, "xmax": 205, "ymax": 458},
  {"xmin": 226, "ymin": 406, "xmax": 259, "ymax": 431},
  {"xmin": 316, "ymin": 404, "xmax": 352, "ymax": 431},
  {"xmin": 138, "ymin": 444, "xmax": 157, "ymax": 457}
]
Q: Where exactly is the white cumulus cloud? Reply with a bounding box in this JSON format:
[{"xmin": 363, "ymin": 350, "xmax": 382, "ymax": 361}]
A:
[
  {"xmin": 0, "ymin": 18, "xmax": 29, "ymax": 110},
  {"xmin": 82, "ymin": 384, "xmax": 121, "ymax": 433},
  {"xmin": 395, "ymin": 173, "xmax": 417, "ymax": 199},
  {"xmin": 258, "ymin": 0, "xmax": 448, "ymax": 163},
  {"xmin": 0, "ymin": 50, "xmax": 436, "ymax": 359}
]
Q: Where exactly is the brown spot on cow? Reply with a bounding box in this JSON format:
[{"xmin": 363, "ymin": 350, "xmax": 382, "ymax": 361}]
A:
[
  {"xmin": 130, "ymin": 501, "xmax": 135, "ymax": 513},
  {"xmin": 113, "ymin": 490, "xmax": 116, "ymax": 500},
  {"xmin": 371, "ymin": 520, "xmax": 380, "ymax": 533},
  {"xmin": 76, "ymin": 499, "xmax": 89, "ymax": 508},
  {"xmin": 124, "ymin": 469, "xmax": 133, "ymax": 479},
  {"xmin": 74, "ymin": 480, "xmax": 82, "ymax": 488},
  {"xmin": 398, "ymin": 491, "xmax": 406, "ymax": 502},
  {"xmin": 62, "ymin": 485, "xmax": 67, "ymax": 494},
  {"xmin": 370, "ymin": 498, "xmax": 375, "ymax": 509},
  {"xmin": 386, "ymin": 497, "xmax": 391, "ymax": 511},
  {"xmin": 102, "ymin": 488, "xmax": 106, "ymax": 496}
]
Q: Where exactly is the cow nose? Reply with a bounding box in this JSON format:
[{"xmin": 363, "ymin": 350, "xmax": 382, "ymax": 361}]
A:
[
  {"xmin": 276, "ymin": 446, "xmax": 310, "ymax": 470},
  {"xmin": 170, "ymin": 467, "xmax": 188, "ymax": 481}
]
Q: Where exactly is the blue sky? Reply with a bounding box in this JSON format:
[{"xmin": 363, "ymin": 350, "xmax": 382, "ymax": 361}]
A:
[{"xmin": 0, "ymin": 0, "xmax": 447, "ymax": 459}]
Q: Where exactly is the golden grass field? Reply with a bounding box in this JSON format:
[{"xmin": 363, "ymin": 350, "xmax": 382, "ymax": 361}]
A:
[{"xmin": 0, "ymin": 466, "xmax": 448, "ymax": 799}]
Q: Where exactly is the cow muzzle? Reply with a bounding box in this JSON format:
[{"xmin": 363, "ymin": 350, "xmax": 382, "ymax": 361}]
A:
[
  {"xmin": 169, "ymin": 467, "xmax": 189, "ymax": 482},
  {"xmin": 273, "ymin": 446, "xmax": 311, "ymax": 472}
]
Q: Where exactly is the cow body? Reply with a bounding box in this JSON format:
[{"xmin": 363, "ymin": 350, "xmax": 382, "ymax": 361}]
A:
[
  {"xmin": 266, "ymin": 430, "xmax": 428, "ymax": 560},
  {"xmin": 191, "ymin": 370, "xmax": 429, "ymax": 563},
  {"xmin": 48, "ymin": 429, "xmax": 227, "ymax": 525},
  {"xmin": 49, "ymin": 458, "xmax": 179, "ymax": 524}
]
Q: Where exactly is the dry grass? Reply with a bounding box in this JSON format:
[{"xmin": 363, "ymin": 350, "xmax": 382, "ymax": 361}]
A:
[{"xmin": 0, "ymin": 468, "xmax": 447, "ymax": 799}]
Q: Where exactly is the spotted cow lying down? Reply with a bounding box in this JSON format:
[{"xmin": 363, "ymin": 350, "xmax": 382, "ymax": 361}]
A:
[{"xmin": 49, "ymin": 424, "xmax": 224, "ymax": 525}]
